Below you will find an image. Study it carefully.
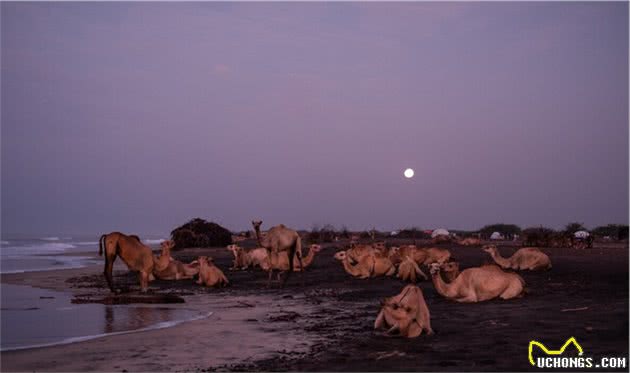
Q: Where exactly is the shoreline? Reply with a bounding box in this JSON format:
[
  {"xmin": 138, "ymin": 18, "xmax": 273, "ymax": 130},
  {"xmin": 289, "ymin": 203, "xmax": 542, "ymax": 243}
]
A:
[{"xmin": 0, "ymin": 257, "xmax": 321, "ymax": 372}]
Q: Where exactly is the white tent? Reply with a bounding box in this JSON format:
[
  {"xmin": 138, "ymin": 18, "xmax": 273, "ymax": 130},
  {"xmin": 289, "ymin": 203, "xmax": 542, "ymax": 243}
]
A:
[
  {"xmin": 390, "ymin": 230, "xmax": 399, "ymax": 236},
  {"xmin": 574, "ymin": 230, "xmax": 590, "ymax": 239},
  {"xmin": 431, "ymin": 228, "xmax": 450, "ymax": 238},
  {"xmin": 490, "ymin": 231, "xmax": 504, "ymax": 240}
]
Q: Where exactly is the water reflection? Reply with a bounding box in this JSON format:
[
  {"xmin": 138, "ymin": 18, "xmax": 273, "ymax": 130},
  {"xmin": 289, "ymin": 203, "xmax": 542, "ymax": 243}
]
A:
[{"xmin": 103, "ymin": 306, "xmax": 176, "ymax": 334}]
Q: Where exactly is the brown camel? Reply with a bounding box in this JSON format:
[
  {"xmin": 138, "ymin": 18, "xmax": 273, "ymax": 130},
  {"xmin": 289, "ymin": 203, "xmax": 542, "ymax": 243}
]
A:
[
  {"xmin": 98, "ymin": 232, "xmax": 155, "ymax": 292},
  {"xmin": 457, "ymin": 237, "xmax": 482, "ymax": 246},
  {"xmin": 482, "ymin": 245, "xmax": 552, "ymax": 271},
  {"xmin": 429, "ymin": 263, "xmax": 525, "ymax": 302},
  {"xmin": 439, "ymin": 261, "xmax": 461, "ymax": 283},
  {"xmin": 196, "ymin": 256, "xmax": 229, "ymax": 287},
  {"xmin": 153, "ymin": 240, "xmax": 199, "ymax": 280},
  {"xmin": 397, "ymin": 256, "xmax": 428, "ymax": 282},
  {"xmin": 252, "ymin": 220, "xmax": 303, "ymax": 285},
  {"xmin": 334, "ymin": 250, "xmax": 396, "ymax": 279},
  {"xmin": 374, "ymin": 285, "xmax": 433, "ymax": 338}
]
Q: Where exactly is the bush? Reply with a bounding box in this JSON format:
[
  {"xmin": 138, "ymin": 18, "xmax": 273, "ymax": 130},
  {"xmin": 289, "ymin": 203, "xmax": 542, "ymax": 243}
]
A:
[
  {"xmin": 396, "ymin": 227, "xmax": 431, "ymax": 240},
  {"xmin": 592, "ymin": 224, "xmax": 629, "ymax": 241},
  {"xmin": 170, "ymin": 218, "xmax": 232, "ymax": 249},
  {"xmin": 522, "ymin": 226, "xmax": 556, "ymax": 247}
]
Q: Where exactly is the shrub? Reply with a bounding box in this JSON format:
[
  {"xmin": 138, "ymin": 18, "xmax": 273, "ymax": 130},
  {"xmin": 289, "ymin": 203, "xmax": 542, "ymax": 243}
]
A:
[
  {"xmin": 170, "ymin": 218, "xmax": 232, "ymax": 249},
  {"xmin": 479, "ymin": 224, "xmax": 521, "ymax": 240}
]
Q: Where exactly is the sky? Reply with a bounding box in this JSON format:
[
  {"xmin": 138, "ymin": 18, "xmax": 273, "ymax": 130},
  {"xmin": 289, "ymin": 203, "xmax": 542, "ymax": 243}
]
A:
[{"xmin": 1, "ymin": 2, "xmax": 628, "ymax": 236}]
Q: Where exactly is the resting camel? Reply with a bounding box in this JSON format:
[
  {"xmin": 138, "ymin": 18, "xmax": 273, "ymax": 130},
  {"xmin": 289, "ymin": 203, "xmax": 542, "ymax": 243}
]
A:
[
  {"xmin": 334, "ymin": 250, "xmax": 396, "ymax": 279},
  {"xmin": 439, "ymin": 261, "xmax": 461, "ymax": 283},
  {"xmin": 429, "ymin": 263, "xmax": 525, "ymax": 302},
  {"xmin": 397, "ymin": 256, "xmax": 428, "ymax": 282},
  {"xmin": 99, "ymin": 232, "xmax": 155, "ymax": 292},
  {"xmin": 388, "ymin": 245, "xmax": 427, "ymax": 265},
  {"xmin": 482, "ymin": 245, "xmax": 551, "ymax": 271},
  {"xmin": 153, "ymin": 240, "xmax": 199, "ymax": 280},
  {"xmin": 347, "ymin": 243, "xmax": 388, "ymax": 262},
  {"xmin": 252, "ymin": 220, "xmax": 303, "ymax": 285},
  {"xmin": 374, "ymin": 285, "xmax": 433, "ymax": 338},
  {"xmin": 196, "ymin": 256, "xmax": 229, "ymax": 287},
  {"xmin": 457, "ymin": 237, "xmax": 482, "ymax": 246},
  {"xmin": 422, "ymin": 247, "xmax": 451, "ymax": 265}
]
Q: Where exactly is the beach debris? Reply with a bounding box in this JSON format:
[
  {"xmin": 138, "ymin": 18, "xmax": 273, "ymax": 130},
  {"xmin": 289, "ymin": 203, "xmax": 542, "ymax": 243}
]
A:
[
  {"xmin": 71, "ymin": 293, "xmax": 185, "ymax": 305},
  {"xmin": 170, "ymin": 218, "xmax": 232, "ymax": 249}
]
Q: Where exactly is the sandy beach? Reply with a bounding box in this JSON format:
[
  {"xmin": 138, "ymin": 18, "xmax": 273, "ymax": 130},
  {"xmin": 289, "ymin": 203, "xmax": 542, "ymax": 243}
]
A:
[{"xmin": 1, "ymin": 241, "xmax": 628, "ymax": 371}]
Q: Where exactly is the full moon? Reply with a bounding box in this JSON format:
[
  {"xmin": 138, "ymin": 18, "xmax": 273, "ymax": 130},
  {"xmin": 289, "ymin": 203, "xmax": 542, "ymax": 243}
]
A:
[{"xmin": 404, "ymin": 168, "xmax": 414, "ymax": 179}]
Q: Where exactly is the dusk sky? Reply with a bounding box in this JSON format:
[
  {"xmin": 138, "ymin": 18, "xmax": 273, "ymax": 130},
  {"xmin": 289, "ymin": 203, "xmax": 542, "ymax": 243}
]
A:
[{"xmin": 1, "ymin": 2, "xmax": 628, "ymax": 236}]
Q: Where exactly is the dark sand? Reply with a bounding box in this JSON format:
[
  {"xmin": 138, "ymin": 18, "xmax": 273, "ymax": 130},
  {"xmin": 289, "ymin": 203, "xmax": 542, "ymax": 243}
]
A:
[{"xmin": 1, "ymin": 240, "xmax": 628, "ymax": 371}]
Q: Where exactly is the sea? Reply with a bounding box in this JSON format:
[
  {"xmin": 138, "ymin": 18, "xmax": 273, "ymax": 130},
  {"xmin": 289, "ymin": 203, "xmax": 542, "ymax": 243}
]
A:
[{"xmin": 0, "ymin": 235, "xmax": 212, "ymax": 351}]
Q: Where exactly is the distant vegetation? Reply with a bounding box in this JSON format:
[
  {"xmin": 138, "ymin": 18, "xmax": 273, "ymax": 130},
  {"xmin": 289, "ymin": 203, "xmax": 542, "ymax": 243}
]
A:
[
  {"xmin": 478, "ymin": 224, "xmax": 521, "ymax": 240},
  {"xmin": 591, "ymin": 224, "xmax": 629, "ymax": 241}
]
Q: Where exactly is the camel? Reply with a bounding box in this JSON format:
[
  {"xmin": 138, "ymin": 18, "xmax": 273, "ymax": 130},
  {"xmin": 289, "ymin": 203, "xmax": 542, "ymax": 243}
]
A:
[
  {"xmin": 397, "ymin": 256, "xmax": 428, "ymax": 282},
  {"xmin": 482, "ymin": 245, "xmax": 551, "ymax": 271},
  {"xmin": 99, "ymin": 232, "xmax": 155, "ymax": 292},
  {"xmin": 422, "ymin": 247, "xmax": 451, "ymax": 265},
  {"xmin": 429, "ymin": 263, "xmax": 525, "ymax": 302},
  {"xmin": 334, "ymin": 250, "xmax": 396, "ymax": 279},
  {"xmin": 431, "ymin": 235, "xmax": 451, "ymax": 244},
  {"xmin": 153, "ymin": 241, "xmax": 199, "ymax": 280},
  {"xmin": 252, "ymin": 220, "xmax": 303, "ymax": 285},
  {"xmin": 388, "ymin": 246, "xmax": 450, "ymax": 266},
  {"xmin": 374, "ymin": 285, "xmax": 433, "ymax": 338},
  {"xmin": 196, "ymin": 256, "xmax": 229, "ymax": 287},
  {"xmin": 347, "ymin": 243, "xmax": 387, "ymax": 262},
  {"xmin": 457, "ymin": 237, "xmax": 482, "ymax": 246},
  {"xmin": 259, "ymin": 244, "xmax": 322, "ymax": 272}
]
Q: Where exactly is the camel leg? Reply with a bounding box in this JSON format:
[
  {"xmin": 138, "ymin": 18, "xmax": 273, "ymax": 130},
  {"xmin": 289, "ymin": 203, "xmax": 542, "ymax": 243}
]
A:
[
  {"xmin": 138, "ymin": 271, "xmax": 150, "ymax": 292},
  {"xmin": 267, "ymin": 269, "xmax": 274, "ymax": 287},
  {"xmin": 103, "ymin": 254, "xmax": 116, "ymax": 293},
  {"xmin": 281, "ymin": 245, "xmax": 296, "ymax": 287}
]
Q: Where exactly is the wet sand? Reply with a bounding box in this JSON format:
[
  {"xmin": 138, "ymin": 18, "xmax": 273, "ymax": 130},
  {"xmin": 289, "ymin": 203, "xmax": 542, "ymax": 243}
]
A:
[{"xmin": 1, "ymin": 241, "xmax": 628, "ymax": 371}]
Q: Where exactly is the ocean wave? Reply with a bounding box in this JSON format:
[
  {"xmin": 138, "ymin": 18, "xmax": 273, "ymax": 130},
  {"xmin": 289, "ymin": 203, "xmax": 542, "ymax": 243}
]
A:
[
  {"xmin": 74, "ymin": 241, "xmax": 99, "ymax": 245},
  {"xmin": 0, "ymin": 240, "xmax": 9, "ymax": 245},
  {"xmin": 144, "ymin": 239, "xmax": 166, "ymax": 244},
  {"xmin": 40, "ymin": 237, "xmax": 61, "ymax": 241},
  {"xmin": 0, "ymin": 243, "xmax": 77, "ymax": 258},
  {"xmin": 0, "ymin": 311, "xmax": 213, "ymax": 352}
]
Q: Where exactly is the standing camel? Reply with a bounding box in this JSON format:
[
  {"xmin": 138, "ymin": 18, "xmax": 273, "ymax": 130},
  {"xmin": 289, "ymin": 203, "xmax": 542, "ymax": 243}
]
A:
[
  {"xmin": 251, "ymin": 220, "xmax": 303, "ymax": 286},
  {"xmin": 98, "ymin": 232, "xmax": 155, "ymax": 292}
]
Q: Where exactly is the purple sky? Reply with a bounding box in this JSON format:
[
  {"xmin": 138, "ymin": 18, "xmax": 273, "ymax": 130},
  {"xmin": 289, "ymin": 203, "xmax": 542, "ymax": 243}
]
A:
[{"xmin": 1, "ymin": 2, "xmax": 628, "ymax": 236}]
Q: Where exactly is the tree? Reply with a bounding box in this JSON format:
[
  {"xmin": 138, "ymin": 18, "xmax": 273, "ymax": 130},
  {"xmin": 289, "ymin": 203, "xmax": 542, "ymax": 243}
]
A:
[
  {"xmin": 592, "ymin": 224, "xmax": 629, "ymax": 241},
  {"xmin": 479, "ymin": 224, "xmax": 521, "ymax": 240}
]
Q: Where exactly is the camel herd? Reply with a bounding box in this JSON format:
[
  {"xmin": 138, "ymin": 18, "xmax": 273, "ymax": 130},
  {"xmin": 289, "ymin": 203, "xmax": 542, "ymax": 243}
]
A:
[{"xmin": 98, "ymin": 221, "xmax": 554, "ymax": 339}]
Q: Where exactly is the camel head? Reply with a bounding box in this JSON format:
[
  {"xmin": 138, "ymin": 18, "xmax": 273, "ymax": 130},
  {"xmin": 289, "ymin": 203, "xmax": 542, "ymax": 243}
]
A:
[
  {"xmin": 429, "ymin": 262, "xmax": 442, "ymax": 276},
  {"xmin": 251, "ymin": 220, "xmax": 263, "ymax": 231},
  {"xmin": 441, "ymin": 261, "xmax": 460, "ymax": 273},
  {"xmin": 197, "ymin": 256, "xmax": 214, "ymax": 268},
  {"xmin": 334, "ymin": 251, "xmax": 347, "ymax": 261},
  {"xmin": 161, "ymin": 240, "xmax": 175, "ymax": 251},
  {"xmin": 482, "ymin": 245, "xmax": 497, "ymax": 255},
  {"xmin": 226, "ymin": 244, "xmax": 240, "ymax": 253},
  {"xmin": 310, "ymin": 244, "xmax": 322, "ymax": 253}
]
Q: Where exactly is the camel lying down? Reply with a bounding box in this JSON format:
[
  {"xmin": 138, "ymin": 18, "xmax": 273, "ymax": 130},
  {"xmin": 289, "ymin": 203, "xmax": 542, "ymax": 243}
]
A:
[
  {"xmin": 197, "ymin": 256, "xmax": 229, "ymax": 287},
  {"xmin": 153, "ymin": 240, "xmax": 199, "ymax": 280},
  {"xmin": 482, "ymin": 245, "xmax": 552, "ymax": 271},
  {"xmin": 375, "ymin": 285, "xmax": 433, "ymax": 338},
  {"xmin": 430, "ymin": 263, "xmax": 525, "ymax": 303}
]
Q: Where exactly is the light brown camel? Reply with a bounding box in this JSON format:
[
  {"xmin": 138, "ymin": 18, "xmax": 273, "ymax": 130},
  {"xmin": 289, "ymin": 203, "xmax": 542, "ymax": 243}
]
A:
[
  {"xmin": 252, "ymin": 220, "xmax": 303, "ymax": 285},
  {"xmin": 397, "ymin": 256, "xmax": 428, "ymax": 282},
  {"xmin": 153, "ymin": 241, "xmax": 199, "ymax": 280},
  {"xmin": 99, "ymin": 232, "xmax": 155, "ymax": 292},
  {"xmin": 196, "ymin": 256, "xmax": 229, "ymax": 287},
  {"xmin": 457, "ymin": 237, "xmax": 482, "ymax": 246},
  {"xmin": 347, "ymin": 243, "xmax": 387, "ymax": 262},
  {"xmin": 374, "ymin": 285, "xmax": 433, "ymax": 338},
  {"xmin": 482, "ymin": 245, "xmax": 552, "ymax": 271},
  {"xmin": 388, "ymin": 245, "xmax": 427, "ymax": 265},
  {"xmin": 334, "ymin": 251, "xmax": 396, "ymax": 279},
  {"xmin": 429, "ymin": 263, "xmax": 525, "ymax": 302},
  {"xmin": 422, "ymin": 247, "xmax": 451, "ymax": 265}
]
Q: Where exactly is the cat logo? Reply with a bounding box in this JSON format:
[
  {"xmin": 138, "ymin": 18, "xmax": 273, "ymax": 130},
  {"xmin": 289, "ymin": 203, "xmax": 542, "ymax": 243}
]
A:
[{"xmin": 528, "ymin": 337, "xmax": 584, "ymax": 366}]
